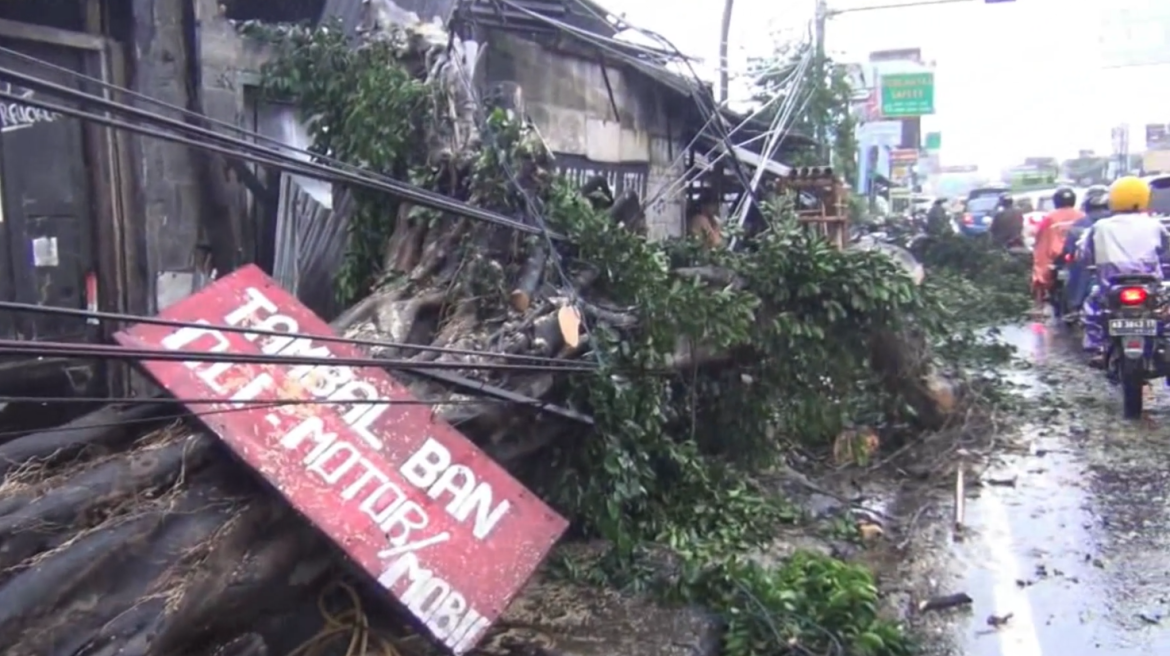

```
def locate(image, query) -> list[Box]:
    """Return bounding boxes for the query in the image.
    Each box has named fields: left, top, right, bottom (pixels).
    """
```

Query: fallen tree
left=245, top=20, right=947, bottom=655
left=0, top=19, right=1007, bottom=656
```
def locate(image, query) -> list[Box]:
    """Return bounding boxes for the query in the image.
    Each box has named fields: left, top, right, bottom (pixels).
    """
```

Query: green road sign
left=924, top=132, right=941, bottom=150
left=880, top=72, right=934, bottom=117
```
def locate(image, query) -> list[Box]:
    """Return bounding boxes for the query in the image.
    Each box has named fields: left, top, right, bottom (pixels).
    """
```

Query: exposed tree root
left=0, top=403, right=173, bottom=478
left=0, top=406, right=336, bottom=656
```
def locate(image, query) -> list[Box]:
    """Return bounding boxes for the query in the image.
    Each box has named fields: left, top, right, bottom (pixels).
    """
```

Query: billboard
left=869, top=48, right=922, bottom=63
left=890, top=148, right=919, bottom=165
left=1147, top=124, right=1170, bottom=150
left=115, top=265, right=569, bottom=654
left=858, top=120, right=903, bottom=147
left=880, top=73, right=934, bottom=117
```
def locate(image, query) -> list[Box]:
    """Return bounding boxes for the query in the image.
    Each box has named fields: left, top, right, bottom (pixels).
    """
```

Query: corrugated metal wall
left=255, top=104, right=351, bottom=320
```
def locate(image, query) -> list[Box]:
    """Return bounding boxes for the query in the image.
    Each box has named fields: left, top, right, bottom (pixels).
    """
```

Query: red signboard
left=115, top=265, right=568, bottom=654
left=890, top=148, right=919, bottom=165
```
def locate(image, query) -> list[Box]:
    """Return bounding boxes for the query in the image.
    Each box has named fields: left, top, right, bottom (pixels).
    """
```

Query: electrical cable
left=289, top=580, right=401, bottom=656
left=641, top=87, right=793, bottom=211
left=0, top=385, right=577, bottom=442
left=0, top=339, right=597, bottom=373
left=0, top=43, right=397, bottom=190
left=0, top=70, right=564, bottom=241
left=628, top=26, right=763, bottom=214
left=491, top=0, right=761, bottom=210
left=488, top=0, right=693, bottom=65
left=0, top=395, right=507, bottom=407
left=0, top=401, right=278, bottom=442
left=730, top=41, right=814, bottom=226
left=0, top=300, right=594, bottom=368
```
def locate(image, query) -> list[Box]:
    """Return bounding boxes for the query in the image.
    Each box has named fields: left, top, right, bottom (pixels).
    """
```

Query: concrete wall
left=129, top=0, right=203, bottom=311
left=128, top=0, right=270, bottom=310
left=484, top=33, right=687, bottom=240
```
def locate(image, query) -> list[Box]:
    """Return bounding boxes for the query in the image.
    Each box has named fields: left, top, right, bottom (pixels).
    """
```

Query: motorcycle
left=1047, top=252, right=1075, bottom=321
left=1100, top=271, right=1170, bottom=418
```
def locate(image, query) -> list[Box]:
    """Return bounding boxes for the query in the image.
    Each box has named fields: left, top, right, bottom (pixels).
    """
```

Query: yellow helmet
left=1108, top=176, right=1151, bottom=213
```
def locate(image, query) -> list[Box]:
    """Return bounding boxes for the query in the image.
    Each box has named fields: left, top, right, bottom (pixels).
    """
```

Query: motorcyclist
left=1031, top=187, right=1084, bottom=301
left=989, top=194, right=1024, bottom=247
left=926, top=198, right=950, bottom=235
left=1078, top=176, right=1170, bottom=364
left=1061, top=186, right=1111, bottom=314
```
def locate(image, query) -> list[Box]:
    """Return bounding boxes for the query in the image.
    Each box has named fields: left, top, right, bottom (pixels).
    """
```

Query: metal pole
left=814, top=0, right=828, bottom=161
left=719, top=0, right=734, bottom=103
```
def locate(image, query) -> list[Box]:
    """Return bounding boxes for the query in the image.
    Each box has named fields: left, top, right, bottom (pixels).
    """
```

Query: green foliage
left=246, top=20, right=431, bottom=305
left=541, top=182, right=920, bottom=654
left=687, top=554, right=913, bottom=656
left=249, top=24, right=961, bottom=656
left=913, top=233, right=1032, bottom=328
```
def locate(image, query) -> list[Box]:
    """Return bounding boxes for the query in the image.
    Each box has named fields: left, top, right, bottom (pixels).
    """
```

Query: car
left=1145, top=174, right=1170, bottom=216
left=958, top=190, right=1004, bottom=236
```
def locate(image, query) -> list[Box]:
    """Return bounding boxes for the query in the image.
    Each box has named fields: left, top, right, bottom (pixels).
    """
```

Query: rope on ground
left=288, top=579, right=402, bottom=656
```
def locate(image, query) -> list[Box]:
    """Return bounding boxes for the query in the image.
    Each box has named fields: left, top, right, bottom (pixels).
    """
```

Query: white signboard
left=858, top=121, right=903, bottom=148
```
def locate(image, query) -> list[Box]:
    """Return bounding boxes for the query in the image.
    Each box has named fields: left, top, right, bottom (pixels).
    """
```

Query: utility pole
left=814, top=0, right=828, bottom=162
left=718, top=0, right=734, bottom=103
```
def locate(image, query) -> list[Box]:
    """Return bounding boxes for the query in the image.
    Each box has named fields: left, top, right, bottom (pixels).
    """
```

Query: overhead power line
left=0, top=300, right=590, bottom=368
left=0, top=65, right=566, bottom=240
left=0, top=339, right=596, bottom=373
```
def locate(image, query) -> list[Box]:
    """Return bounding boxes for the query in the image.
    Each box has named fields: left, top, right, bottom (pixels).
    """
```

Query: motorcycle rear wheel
left=1122, top=371, right=1144, bottom=419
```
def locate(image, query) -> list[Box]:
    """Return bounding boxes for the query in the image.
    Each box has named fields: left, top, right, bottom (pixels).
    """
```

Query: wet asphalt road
left=916, top=323, right=1170, bottom=655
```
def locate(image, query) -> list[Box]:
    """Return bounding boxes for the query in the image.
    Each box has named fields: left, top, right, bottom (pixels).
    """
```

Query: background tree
left=749, top=40, right=858, bottom=188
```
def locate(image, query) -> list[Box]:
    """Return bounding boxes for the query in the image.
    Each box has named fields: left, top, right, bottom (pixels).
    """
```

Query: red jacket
left=1032, top=208, right=1085, bottom=286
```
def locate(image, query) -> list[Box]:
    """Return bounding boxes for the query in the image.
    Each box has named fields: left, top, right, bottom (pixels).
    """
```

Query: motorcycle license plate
left=1109, top=318, right=1159, bottom=336
left=1057, top=269, right=1068, bottom=281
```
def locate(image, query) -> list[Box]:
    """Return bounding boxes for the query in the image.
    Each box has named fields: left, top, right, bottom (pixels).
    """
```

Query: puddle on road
left=905, top=322, right=1170, bottom=655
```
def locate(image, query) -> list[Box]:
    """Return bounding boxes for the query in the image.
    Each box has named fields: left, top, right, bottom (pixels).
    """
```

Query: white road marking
left=979, top=485, right=1045, bottom=656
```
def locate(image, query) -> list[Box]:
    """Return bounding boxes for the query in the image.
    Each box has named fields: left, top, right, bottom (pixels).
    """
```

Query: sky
left=600, top=0, right=1170, bottom=174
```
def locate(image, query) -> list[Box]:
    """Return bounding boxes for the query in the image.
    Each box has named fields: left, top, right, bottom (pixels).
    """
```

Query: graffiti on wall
left=0, top=83, right=62, bottom=134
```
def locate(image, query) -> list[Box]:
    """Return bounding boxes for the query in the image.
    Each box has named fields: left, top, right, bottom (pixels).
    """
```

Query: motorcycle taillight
left=962, top=214, right=973, bottom=225
left=1120, top=287, right=1149, bottom=305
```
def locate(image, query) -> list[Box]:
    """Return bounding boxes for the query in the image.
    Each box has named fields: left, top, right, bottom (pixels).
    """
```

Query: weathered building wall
left=129, top=0, right=204, bottom=311
left=194, top=0, right=273, bottom=270
left=128, top=0, right=270, bottom=310
left=484, top=34, right=687, bottom=240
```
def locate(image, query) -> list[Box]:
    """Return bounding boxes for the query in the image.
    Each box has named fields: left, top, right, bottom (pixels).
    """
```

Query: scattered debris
left=983, top=476, right=1018, bottom=487
left=1139, top=611, right=1163, bottom=625
left=986, top=613, right=1013, bottom=628
left=953, top=451, right=967, bottom=537
left=917, top=593, right=974, bottom=613
left=858, top=522, right=884, bottom=543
